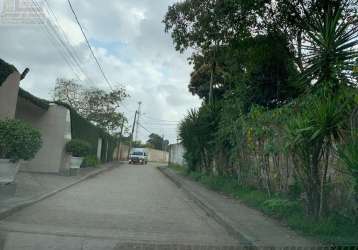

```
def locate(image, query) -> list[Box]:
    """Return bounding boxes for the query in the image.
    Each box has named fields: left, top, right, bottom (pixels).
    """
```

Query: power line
left=30, top=1, right=85, bottom=84
left=141, top=115, right=180, bottom=123
left=144, top=123, right=178, bottom=127
left=137, top=122, right=153, bottom=135
left=42, top=0, right=96, bottom=86
left=138, top=122, right=177, bottom=135
left=67, top=0, right=114, bottom=90
left=31, top=0, right=95, bottom=87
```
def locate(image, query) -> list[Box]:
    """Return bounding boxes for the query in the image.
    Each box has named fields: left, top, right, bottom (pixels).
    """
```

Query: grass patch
left=167, top=164, right=358, bottom=245
left=168, top=163, right=187, bottom=174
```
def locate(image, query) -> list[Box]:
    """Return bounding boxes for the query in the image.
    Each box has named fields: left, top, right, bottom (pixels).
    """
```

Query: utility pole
left=129, top=102, right=142, bottom=157
left=209, top=65, right=214, bottom=105
left=162, top=134, right=165, bottom=151
left=135, top=101, right=142, bottom=141
left=209, top=42, right=217, bottom=105
left=129, top=110, right=138, bottom=157
left=117, top=120, right=125, bottom=161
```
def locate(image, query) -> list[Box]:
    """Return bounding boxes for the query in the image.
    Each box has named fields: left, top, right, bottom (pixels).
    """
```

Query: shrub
left=0, top=59, right=17, bottom=86
left=65, top=139, right=90, bottom=157
left=288, top=182, right=303, bottom=200
left=0, top=119, right=42, bottom=162
left=262, top=198, right=302, bottom=218
left=81, top=155, right=100, bottom=168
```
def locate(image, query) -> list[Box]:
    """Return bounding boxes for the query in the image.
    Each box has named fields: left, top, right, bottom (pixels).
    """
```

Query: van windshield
left=132, top=152, right=144, bottom=156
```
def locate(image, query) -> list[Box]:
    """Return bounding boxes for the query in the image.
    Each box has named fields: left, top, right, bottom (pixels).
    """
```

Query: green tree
left=146, top=133, right=169, bottom=151
left=169, top=0, right=358, bottom=221
left=179, top=105, right=220, bottom=172
left=53, top=78, right=128, bottom=134
left=164, top=0, right=267, bottom=53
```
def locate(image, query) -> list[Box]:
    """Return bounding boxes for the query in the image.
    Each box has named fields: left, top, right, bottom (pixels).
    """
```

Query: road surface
left=0, top=163, right=238, bottom=249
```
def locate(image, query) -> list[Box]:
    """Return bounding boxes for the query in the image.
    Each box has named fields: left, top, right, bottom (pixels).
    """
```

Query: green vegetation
left=0, top=58, right=17, bottom=86
left=165, top=0, right=358, bottom=244
left=69, top=107, right=117, bottom=162
left=65, top=139, right=91, bottom=158
left=146, top=133, right=169, bottom=151
left=81, top=155, right=100, bottom=168
left=53, top=78, right=128, bottom=134
left=18, top=88, right=49, bottom=110
left=56, top=102, right=118, bottom=162
left=53, top=78, right=128, bottom=163
left=0, top=119, right=42, bottom=162
left=168, top=164, right=358, bottom=244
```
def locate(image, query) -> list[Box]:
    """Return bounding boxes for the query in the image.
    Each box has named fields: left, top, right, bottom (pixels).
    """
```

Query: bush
left=0, top=119, right=42, bottom=162
left=81, top=155, right=100, bottom=168
left=168, top=163, right=187, bottom=174
left=65, top=139, right=90, bottom=157
left=262, top=198, right=302, bottom=218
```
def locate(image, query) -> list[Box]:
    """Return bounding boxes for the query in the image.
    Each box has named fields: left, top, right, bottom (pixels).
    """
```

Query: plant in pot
left=65, top=139, right=91, bottom=169
left=0, top=119, right=42, bottom=184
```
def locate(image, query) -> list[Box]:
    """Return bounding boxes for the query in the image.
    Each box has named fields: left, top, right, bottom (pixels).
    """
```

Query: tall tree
left=146, top=133, right=169, bottom=151
left=53, top=78, right=128, bottom=134
left=188, top=32, right=303, bottom=108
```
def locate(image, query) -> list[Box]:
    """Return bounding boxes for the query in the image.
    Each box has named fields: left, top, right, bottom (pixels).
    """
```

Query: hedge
left=0, top=58, right=18, bottom=86
left=18, top=88, right=50, bottom=110
left=55, top=101, right=117, bottom=162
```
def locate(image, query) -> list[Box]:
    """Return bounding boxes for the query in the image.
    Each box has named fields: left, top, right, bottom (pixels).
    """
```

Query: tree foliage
left=146, top=133, right=169, bottom=151
left=168, top=0, right=358, bottom=220
left=53, top=78, right=128, bottom=134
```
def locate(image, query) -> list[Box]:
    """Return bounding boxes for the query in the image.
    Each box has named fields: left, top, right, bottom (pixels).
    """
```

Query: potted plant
left=0, top=119, right=42, bottom=184
left=65, top=139, right=91, bottom=170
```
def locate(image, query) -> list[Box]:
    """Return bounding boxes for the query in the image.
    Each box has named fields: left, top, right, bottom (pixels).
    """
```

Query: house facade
left=0, top=59, right=115, bottom=174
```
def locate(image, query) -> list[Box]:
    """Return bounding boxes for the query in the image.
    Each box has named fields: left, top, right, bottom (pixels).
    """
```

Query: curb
left=158, top=166, right=254, bottom=247
left=0, top=164, right=117, bottom=220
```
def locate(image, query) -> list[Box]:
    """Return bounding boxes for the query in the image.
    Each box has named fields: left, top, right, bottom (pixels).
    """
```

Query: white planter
left=70, top=156, right=83, bottom=169
left=0, top=159, right=20, bottom=185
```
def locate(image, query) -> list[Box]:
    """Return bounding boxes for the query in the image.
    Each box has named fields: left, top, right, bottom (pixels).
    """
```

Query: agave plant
left=286, top=92, right=352, bottom=218
left=296, top=0, right=358, bottom=89
left=338, top=129, right=358, bottom=200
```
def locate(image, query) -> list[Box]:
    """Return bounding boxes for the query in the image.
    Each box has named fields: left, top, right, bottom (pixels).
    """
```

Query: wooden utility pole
left=129, top=110, right=138, bottom=157
left=209, top=42, right=218, bottom=105
left=117, top=120, right=125, bottom=161
left=128, top=102, right=142, bottom=157
left=209, top=63, right=214, bottom=105
left=135, top=101, right=142, bottom=142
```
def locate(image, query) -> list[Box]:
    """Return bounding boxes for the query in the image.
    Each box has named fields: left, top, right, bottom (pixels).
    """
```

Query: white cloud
left=0, top=0, right=201, bottom=143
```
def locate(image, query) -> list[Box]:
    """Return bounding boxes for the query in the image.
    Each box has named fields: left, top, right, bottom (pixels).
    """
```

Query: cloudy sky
left=0, top=0, right=201, bottom=143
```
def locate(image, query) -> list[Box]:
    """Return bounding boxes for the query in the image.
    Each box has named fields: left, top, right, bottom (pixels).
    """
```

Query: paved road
left=0, top=163, right=238, bottom=249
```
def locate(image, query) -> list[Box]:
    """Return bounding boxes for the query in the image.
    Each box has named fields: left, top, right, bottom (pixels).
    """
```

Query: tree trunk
left=264, top=154, right=272, bottom=198
left=309, top=145, right=324, bottom=219
left=319, top=147, right=330, bottom=218
left=296, top=30, right=304, bottom=72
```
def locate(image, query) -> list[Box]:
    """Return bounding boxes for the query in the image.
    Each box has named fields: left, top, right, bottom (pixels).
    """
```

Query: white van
left=129, top=148, right=148, bottom=165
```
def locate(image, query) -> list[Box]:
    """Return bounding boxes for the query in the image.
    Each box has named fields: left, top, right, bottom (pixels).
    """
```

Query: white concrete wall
left=16, top=99, right=71, bottom=173
left=169, top=143, right=186, bottom=166
left=0, top=71, right=20, bottom=119
left=146, top=148, right=169, bottom=163
left=113, top=143, right=130, bottom=161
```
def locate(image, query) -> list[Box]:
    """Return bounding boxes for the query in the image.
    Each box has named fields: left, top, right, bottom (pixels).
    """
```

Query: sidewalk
left=0, top=162, right=117, bottom=220
left=159, top=167, right=319, bottom=248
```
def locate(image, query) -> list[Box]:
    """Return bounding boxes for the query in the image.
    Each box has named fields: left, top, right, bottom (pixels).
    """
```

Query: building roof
left=0, top=58, right=18, bottom=86
left=18, top=88, right=50, bottom=110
